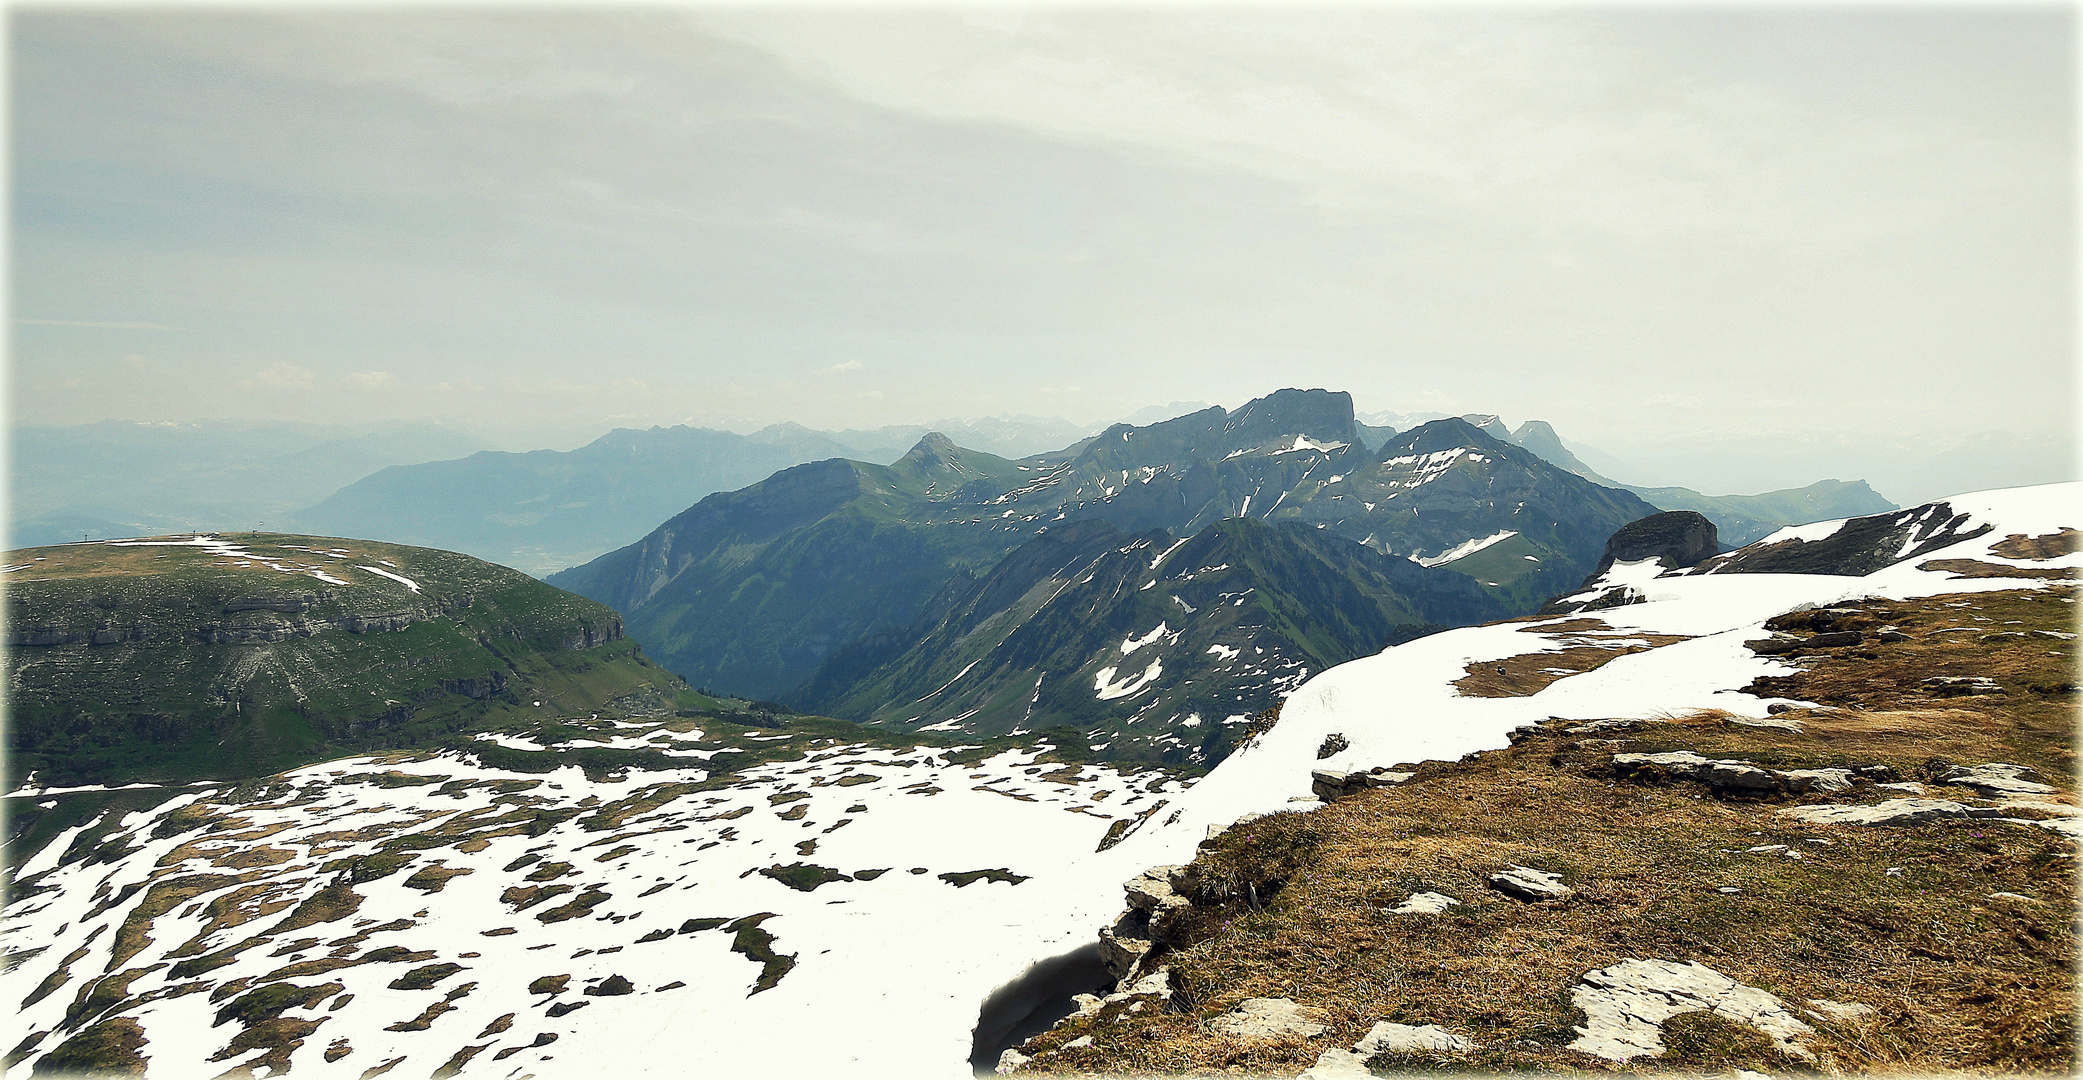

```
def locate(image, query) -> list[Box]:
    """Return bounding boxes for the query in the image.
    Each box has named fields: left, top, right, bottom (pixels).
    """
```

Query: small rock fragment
left=1388, top=891, right=1461, bottom=915
left=1805, top=999, right=1877, bottom=1022
left=1213, top=997, right=1328, bottom=1039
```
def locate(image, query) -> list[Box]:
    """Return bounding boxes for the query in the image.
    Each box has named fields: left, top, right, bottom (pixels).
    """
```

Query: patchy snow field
left=4, top=483, right=2073, bottom=1079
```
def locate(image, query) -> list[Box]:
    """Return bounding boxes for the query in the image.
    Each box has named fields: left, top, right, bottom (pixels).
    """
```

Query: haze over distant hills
left=7, top=420, right=495, bottom=548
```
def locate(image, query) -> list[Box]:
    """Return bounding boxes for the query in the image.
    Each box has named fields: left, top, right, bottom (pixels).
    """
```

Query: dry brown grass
left=1021, top=586, right=2078, bottom=1077
left=1992, top=531, right=2080, bottom=561
left=1918, top=560, right=2075, bottom=581
left=1456, top=631, right=1692, bottom=699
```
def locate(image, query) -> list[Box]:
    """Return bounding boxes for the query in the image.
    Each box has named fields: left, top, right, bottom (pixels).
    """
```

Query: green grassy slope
left=4, top=533, right=691, bottom=787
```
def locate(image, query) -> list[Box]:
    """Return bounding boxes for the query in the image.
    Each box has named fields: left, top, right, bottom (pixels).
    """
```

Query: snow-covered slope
left=6, top=483, right=2073, bottom=1079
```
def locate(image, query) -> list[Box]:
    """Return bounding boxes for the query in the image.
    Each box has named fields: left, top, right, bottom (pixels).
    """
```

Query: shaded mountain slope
left=549, top=436, right=1034, bottom=700
left=795, top=516, right=1518, bottom=762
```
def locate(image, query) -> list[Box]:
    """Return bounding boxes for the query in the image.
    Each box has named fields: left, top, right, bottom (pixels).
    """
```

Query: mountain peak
left=1223, top=388, right=1356, bottom=446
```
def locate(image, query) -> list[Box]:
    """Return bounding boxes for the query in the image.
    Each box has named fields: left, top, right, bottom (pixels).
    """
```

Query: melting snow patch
left=1095, top=658, right=1163, bottom=700
left=1409, top=531, right=1519, bottom=568
left=357, top=565, right=422, bottom=592
left=1121, top=622, right=1170, bottom=655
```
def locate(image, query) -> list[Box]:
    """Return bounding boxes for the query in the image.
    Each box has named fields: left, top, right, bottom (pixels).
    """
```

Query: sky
left=9, top=4, right=2077, bottom=498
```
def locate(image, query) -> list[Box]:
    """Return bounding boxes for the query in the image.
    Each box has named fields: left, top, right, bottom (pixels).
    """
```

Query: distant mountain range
left=550, top=389, right=1661, bottom=757
left=8, top=420, right=493, bottom=548
left=16, top=410, right=1899, bottom=576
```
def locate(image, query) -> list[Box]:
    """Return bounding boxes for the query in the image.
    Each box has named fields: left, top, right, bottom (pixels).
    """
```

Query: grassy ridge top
left=1011, top=584, right=2077, bottom=1075
left=4, top=533, right=690, bottom=788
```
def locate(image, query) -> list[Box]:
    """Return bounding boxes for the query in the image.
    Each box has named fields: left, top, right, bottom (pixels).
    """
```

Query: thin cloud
left=18, top=318, right=181, bottom=331
left=819, top=360, right=866, bottom=375
left=243, top=362, right=315, bottom=390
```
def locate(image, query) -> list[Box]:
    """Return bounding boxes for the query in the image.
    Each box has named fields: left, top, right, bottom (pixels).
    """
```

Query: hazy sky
left=11, top=5, right=2076, bottom=491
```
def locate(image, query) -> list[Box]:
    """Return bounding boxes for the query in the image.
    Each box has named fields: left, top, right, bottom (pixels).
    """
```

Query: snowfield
left=4, top=483, right=2074, bottom=1079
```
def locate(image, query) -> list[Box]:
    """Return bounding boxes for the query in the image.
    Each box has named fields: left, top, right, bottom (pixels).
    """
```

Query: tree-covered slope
left=4, top=533, right=689, bottom=787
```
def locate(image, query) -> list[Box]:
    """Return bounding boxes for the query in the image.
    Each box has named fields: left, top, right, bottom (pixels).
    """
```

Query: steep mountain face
left=287, top=424, right=863, bottom=575
left=4, top=533, right=686, bottom=787
left=548, top=437, right=1036, bottom=701
left=795, top=516, right=1518, bottom=762
left=554, top=390, right=1661, bottom=718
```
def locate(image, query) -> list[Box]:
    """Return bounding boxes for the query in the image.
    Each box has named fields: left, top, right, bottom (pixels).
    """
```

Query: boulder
left=1566, top=958, right=1814, bottom=1062
left=1803, top=630, right=1864, bottom=649
left=1353, top=1022, right=1474, bottom=1055
left=1611, top=751, right=1776, bottom=793
left=994, top=1049, right=1030, bottom=1074
left=1780, top=798, right=2004, bottom=827
left=1487, top=865, right=1573, bottom=902
left=1213, top=998, right=1328, bottom=1039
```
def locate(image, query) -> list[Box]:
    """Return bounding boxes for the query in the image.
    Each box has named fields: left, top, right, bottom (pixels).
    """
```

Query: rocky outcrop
left=1598, top=512, right=1719, bottom=574
left=1310, top=767, right=1412, bottom=801
left=1097, top=865, right=1188, bottom=981
left=1540, top=512, right=1717, bottom=614
left=1610, top=750, right=1861, bottom=797
left=1694, top=499, right=1991, bottom=577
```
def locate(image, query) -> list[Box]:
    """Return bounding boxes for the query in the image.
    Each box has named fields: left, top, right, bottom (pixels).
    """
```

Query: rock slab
left=1567, top=958, right=1814, bottom=1062
left=1781, top=798, right=2004, bottom=827
left=1488, top=864, right=1573, bottom=901
left=1354, top=1021, right=1474, bottom=1055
